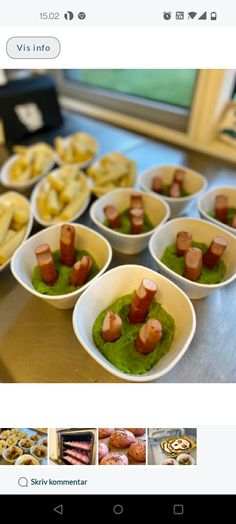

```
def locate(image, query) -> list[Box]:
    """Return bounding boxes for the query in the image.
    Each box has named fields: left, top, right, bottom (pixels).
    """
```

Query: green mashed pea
left=161, top=241, right=226, bottom=284
left=93, top=294, right=175, bottom=375
left=32, top=249, right=99, bottom=296
left=103, top=208, right=154, bottom=234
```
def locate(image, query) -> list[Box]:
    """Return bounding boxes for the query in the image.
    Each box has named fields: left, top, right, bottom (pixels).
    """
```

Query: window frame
left=51, top=69, right=193, bottom=132
left=51, top=69, right=236, bottom=163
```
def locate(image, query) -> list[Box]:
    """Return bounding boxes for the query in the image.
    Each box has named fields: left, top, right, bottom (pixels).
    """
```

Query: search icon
left=18, top=477, right=28, bottom=488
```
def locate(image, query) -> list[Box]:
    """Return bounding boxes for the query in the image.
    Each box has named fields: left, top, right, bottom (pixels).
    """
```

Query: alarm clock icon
left=163, top=12, right=172, bottom=20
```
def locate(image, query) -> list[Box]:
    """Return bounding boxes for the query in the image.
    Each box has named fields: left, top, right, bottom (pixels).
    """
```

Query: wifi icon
left=188, top=12, right=197, bottom=19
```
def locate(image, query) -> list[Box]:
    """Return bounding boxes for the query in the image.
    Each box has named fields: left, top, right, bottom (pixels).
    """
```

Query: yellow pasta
left=47, top=189, right=61, bottom=216
left=59, top=180, right=81, bottom=203
left=59, top=189, right=89, bottom=220
left=0, top=226, right=27, bottom=264
left=13, top=209, right=29, bottom=226
left=9, top=143, right=54, bottom=183
left=87, top=152, right=136, bottom=196
left=0, top=204, right=14, bottom=244
left=37, top=193, right=51, bottom=222
left=54, top=132, right=98, bottom=165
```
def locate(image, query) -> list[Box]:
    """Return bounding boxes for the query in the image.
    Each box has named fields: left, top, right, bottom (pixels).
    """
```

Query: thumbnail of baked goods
left=98, top=428, right=146, bottom=465
left=49, top=428, right=97, bottom=465
left=148, top=428, right=197, bottom=466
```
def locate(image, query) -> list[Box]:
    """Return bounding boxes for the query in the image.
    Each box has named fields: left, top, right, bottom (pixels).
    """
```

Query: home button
left=113, top=504, right=124, bottom=515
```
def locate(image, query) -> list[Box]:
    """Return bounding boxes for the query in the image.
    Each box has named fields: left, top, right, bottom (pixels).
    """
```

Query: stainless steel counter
left=0, top=111, right=235, bottom=383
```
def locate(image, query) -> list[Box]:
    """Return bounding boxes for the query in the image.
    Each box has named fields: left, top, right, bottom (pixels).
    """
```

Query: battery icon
left=210, top=12, right=217, bottom=20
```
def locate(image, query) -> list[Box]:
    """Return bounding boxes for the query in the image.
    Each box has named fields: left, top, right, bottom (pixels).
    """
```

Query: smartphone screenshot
left=0, top=0, right=235, bottom=518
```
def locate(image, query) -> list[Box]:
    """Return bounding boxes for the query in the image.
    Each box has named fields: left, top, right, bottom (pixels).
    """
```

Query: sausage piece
left=35, top=243, right=58, bottom=286
left=152, top=176, right=163, bottom=194
left=215, top=195, right=228, bottom=223
left=136, top=319, right=162, bottom=354
left=70, top=256, right=92, bottom=286
left=130, top=208, right=144, bottom=234
left=184, top=247, right=203, bottom=281
left=129, top=279, right=157, bottom=324
left=203, top=236, right=227, bottom=269
left=130, top=194, right=143, bottom=209
left=60, top=224, right=76, bottom=266
left=104, top=205, right=121, bottom=228
left=102, top=311, right=122, bottom=342
left=176, top=231, right=193, bottom=257
left=169, top=182, right=181, bottom=198
left=174, top=169, right=185, bottom=187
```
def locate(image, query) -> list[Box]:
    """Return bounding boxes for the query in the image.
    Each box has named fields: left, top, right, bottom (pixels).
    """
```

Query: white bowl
left=198, top=186, right=236, bottom=236
left=30, top=444, right=48, bottom=462
left=19, top=439, right=34, bottom=453
left=56, top=134, right=99, bottom=169
left=0, top=147, right=56, bottom=191
left=72, top=264, right=196, bottom=382
left=15, top=454, right=39, bottom=465
left=89, top=188, right=170, bottom=254
left=160, top=459, right=178, bottom=465
left=0, top=440, right=7, bottom=456
left=11, top=223, right=112, bottom=309
left=149, top=217, right=236, bottom=299
left=0, top=191, right=33, bottom=272
left=31, top=168, right=91, bottom=227
left=139, top=165, right=207, bottom=217
left=177, top=453, right=195, bottom=465
left=2, top=446, right=23, bottom=464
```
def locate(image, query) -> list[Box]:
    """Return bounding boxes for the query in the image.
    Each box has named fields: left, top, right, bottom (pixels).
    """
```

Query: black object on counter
left=0, top=74, right=63, bottom=143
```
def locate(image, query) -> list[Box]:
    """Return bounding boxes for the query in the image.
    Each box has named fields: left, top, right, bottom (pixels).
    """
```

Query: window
left=64, top=69, right=197, bottom=109
left=53, top=69, right=198, bottom=131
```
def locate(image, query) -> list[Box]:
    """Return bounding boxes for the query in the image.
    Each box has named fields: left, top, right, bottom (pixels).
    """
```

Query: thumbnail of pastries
left=148, top=428, right=197, bottom=466
left=49, top=428, right=97, bottom=465
left=98, top=428, right=146, bottom=465
left=0, top=428, right=48, bottom=465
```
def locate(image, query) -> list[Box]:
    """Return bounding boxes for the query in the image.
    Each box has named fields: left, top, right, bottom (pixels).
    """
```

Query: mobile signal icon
left=188, top=12, right=197, bottom=19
